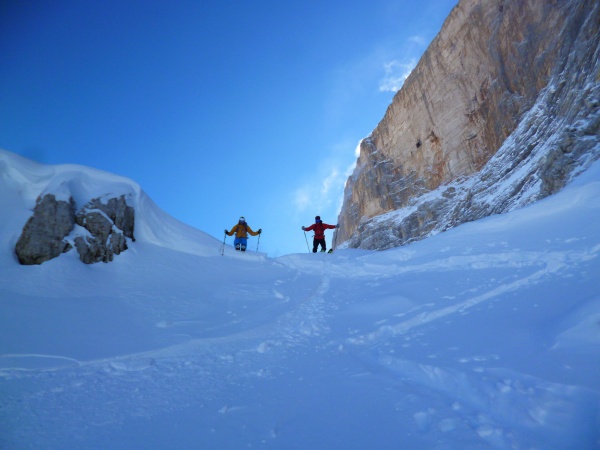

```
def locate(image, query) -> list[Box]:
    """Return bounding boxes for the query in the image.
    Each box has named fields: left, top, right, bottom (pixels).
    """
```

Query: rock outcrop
left=74, top=196, right=135, bottom=264
left=15, top=194, right=135, bottom=265
left=15, top=194, right=75, bottom=265
left=338, top=0, right=600, bottom=250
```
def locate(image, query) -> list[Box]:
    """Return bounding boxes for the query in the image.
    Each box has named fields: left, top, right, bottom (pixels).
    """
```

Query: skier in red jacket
left=302, top=216, right=339, bottom=253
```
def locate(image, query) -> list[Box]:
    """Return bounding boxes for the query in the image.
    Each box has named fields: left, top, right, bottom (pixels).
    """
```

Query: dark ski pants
left=313, top=238, right=326, bottom=253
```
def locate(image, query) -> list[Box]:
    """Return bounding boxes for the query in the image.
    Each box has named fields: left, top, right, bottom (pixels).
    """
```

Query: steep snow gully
left=1, top=151, right=600, bottom=448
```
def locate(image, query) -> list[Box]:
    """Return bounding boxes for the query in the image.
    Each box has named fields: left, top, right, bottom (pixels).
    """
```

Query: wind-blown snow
left=1, top=149, right=599, bottom=449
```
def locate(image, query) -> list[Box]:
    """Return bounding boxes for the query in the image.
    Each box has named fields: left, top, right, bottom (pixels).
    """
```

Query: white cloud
left=294, top=189, right=311, bottom=212
left=377, top=33, right=428, bottom=93
left=408, top=35, right=427, bottom=46
left=292, top=140, right=360, bottom=223
left=321, top=168, right=339, bottom=197
left=378, top=58, right=417, bottom=92
left=354, top=140, right=362, bottom=158
left=296, top=168, right=341, bottom=214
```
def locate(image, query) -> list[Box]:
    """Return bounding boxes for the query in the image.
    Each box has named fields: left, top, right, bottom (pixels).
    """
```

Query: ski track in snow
left=2, top=152, right=600, bottom=448
left=2, top=241, right=599, bottom=449
left=347, top=246, right=600, bottom=345
left=0, top=263, right=342, bottom=448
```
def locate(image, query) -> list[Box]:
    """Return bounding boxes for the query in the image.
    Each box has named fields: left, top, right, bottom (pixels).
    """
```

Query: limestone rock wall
left=338, top=0, right=600, bottom=248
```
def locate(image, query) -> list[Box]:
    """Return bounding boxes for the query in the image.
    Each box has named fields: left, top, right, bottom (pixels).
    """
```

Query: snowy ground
left=1, top=151, right=600, bottom=449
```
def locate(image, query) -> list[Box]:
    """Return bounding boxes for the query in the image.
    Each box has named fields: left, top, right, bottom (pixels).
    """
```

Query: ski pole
left=256, top=232, right=261, bottom=252
left=303, top=230, right=310, bottom=253
left=221, top=232, right=226, bottom=256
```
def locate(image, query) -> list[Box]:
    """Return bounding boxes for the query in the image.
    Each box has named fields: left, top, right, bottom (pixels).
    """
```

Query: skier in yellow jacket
left=225, top=216, right=262, bottom=251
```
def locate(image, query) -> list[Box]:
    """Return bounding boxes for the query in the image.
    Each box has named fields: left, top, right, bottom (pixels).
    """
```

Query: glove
left=336, top=224, right=340, bottom=228
left=302, top=226, right=306, bottom=231
left=224, top=229, right=228, bottom=234
left=258, top=229, right=262, bottom=234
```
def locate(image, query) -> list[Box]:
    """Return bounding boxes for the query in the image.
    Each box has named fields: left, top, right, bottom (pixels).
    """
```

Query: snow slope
left=1, top=150, right=599, bottom=449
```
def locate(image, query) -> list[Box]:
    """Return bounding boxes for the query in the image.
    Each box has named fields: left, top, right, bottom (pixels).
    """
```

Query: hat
left=239, top=216, right=246, bottom=222
left=315, top=215, right=321, bottom=222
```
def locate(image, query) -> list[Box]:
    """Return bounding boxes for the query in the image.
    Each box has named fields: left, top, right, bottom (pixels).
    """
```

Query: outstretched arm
left=247, top=225, right=261, bottom=236
left=225, top=225, right=237, bottom=236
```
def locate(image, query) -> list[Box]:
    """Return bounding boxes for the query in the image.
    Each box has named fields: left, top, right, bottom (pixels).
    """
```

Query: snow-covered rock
left=73, top=195, right=135, bottom=264
left=1, top=149, right=222, bottom=265
left=15, top=192, right=136, bottom=265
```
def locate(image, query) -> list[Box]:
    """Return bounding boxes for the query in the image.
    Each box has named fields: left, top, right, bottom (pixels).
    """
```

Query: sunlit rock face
left=338, top=0, right=600, bottom=250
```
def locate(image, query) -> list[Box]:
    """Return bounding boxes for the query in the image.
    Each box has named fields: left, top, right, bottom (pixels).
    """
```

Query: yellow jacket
left=227, top=222, right=260, bottom=238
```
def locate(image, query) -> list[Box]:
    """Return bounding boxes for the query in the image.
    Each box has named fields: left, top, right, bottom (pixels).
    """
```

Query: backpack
left=314, top=222, right=325, bottom=238
left=236, top=221, right=248, bottom=236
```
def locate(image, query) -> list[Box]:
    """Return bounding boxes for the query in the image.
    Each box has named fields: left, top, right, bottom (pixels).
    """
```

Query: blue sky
left=1, top=0, right=457, bottom=256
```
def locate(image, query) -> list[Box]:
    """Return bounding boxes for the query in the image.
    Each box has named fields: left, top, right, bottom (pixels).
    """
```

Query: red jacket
left=304, top=222, right=336, bottom=239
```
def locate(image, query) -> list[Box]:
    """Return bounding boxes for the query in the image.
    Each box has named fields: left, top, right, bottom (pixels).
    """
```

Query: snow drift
left=0, top=149, right=221, bottom=263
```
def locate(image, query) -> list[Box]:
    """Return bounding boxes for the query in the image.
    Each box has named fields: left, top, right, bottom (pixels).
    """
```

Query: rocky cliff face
left=338, top=0, right=600, bottom=249
left=16, top=194, right=135, bottom=265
